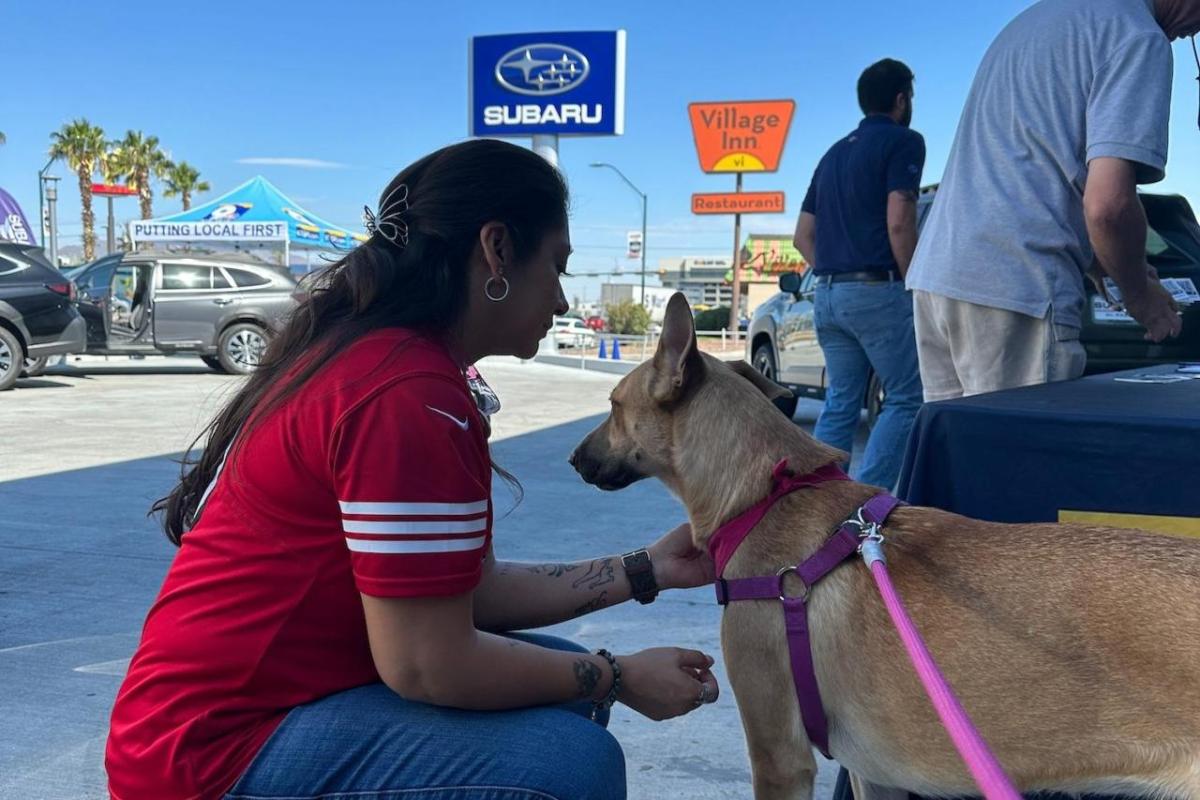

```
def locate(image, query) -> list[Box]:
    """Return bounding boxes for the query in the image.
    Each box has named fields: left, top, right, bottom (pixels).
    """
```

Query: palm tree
left=162, top=161, right=211, bottom=212
left=112, top=131, right=170, bottom=220
left=49, top=119, right=108, bottom=261
left=99, top=146, right=125, bottom=186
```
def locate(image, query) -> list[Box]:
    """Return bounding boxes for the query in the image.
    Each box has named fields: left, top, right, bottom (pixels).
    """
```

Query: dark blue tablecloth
left=896, top=365, right=1200, bottom=522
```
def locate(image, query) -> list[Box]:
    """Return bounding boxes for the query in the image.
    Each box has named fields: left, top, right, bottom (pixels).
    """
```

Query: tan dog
left=570, top=293, right=1200, bottom=800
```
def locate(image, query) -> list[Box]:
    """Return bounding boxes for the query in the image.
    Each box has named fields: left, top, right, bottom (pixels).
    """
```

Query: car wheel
left=0, top=328, right=23, bottom=391
left=21, top=356, right=49, bottom=378
left=752, top=342, right=778, bottom=381
left=217, top=323, right=268, bottom=375
left=753, top=342, right=799, bottom=420
left=201, top=355, right=226, bottom=373
left=866, top=373, right=885, bottom=428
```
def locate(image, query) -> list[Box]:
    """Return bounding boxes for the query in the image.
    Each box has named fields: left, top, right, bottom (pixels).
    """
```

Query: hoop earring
left=485, top=276, right=510, bottom=302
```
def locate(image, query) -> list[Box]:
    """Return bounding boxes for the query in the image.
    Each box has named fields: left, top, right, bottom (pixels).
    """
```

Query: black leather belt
left=815, top=270, right=901, bottom=284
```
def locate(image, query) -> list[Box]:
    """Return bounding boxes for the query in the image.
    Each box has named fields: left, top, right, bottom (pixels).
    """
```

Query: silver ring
left=696, top=684, right=710, bottom=706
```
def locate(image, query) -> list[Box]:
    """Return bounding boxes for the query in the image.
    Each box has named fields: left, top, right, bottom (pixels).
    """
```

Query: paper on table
left=1114, top=372, right=1198, bottom=384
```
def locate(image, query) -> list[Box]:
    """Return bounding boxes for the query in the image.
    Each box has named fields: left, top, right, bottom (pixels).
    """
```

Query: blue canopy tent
left=128, top=176, right=366, bottom=272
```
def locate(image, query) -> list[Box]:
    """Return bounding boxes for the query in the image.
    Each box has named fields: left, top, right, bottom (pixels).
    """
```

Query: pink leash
left=859, top=538, right=1021, bottom=800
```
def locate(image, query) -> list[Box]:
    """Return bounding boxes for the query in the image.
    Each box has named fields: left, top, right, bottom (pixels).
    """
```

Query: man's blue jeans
left=224, top=633, right=625, bottom=800
left=812, top=279, right=923, bottom=490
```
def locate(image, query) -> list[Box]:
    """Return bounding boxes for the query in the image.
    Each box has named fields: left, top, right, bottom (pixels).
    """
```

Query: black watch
left=621, top=548, right=659, bottom=605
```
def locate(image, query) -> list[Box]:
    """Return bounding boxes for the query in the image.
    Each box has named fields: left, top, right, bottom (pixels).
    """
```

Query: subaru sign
left=469, top=31, right=626, bottom=136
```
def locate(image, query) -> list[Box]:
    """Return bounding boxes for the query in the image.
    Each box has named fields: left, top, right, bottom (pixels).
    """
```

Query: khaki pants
left=913, top=290, right=1087, bottom=402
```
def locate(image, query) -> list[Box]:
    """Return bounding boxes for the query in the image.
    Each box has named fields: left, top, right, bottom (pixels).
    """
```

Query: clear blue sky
left=2, top=0, right=1198, bottom=302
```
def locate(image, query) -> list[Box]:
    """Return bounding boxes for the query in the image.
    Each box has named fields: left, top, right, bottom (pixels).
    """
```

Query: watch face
left=624, top=551, right=649, bottom=569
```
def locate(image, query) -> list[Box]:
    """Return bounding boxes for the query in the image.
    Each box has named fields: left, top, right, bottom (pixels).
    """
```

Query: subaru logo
left=495, top=43, right=590, bottom=96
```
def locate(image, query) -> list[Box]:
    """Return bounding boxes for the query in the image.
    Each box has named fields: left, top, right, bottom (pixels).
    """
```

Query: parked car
left=0, top=242, right=86, bottom=391
left=748, top=190, right=1200, bottom=421
left=552, top=316, right=598, bottom=348
left=69, top=253, right=298, bottom=374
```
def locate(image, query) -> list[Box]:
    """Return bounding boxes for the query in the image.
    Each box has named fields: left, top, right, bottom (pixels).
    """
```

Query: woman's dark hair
left=857, top=58, right=914, bottom=116
left=153, top=139, right=569, bottom=545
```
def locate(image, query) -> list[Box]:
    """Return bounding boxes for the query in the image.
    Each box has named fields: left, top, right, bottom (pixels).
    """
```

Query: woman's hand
left=617, top=647, right=720, bottom=721
left=647, top=523, right=715, bottom=590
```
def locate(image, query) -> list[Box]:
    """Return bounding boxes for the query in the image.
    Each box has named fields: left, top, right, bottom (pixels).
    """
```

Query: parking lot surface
left=1, top=355, right=858, bottom=799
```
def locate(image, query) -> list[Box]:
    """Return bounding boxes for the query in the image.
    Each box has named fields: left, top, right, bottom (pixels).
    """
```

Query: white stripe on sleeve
left=338, top=500, right=489, bottom=517
left=345, top=535, right=488, bottom=554
left=342, top=518, right=488, bottom=535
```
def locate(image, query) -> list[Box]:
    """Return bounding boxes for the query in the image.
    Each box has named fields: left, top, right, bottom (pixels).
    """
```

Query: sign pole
left=640, top=192, right=647, bottom=308
left=107, top=196, right=116, bottom=255
left=729, top=172, right=743, bottom=340
left=45, top=178, right=60, bottom=266
left=532, top=134, right=559, bottom=168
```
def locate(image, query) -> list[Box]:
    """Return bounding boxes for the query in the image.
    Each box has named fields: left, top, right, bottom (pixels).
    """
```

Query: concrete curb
left=532, top=354, right=638, bottom=375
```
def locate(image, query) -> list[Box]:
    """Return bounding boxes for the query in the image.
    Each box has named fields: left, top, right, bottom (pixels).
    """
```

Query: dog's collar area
left=712, top=458, right=901, bottom=759
left=707, top=458, right=851, bottom=577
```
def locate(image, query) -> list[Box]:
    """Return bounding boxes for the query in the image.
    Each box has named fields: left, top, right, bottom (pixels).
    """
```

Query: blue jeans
left=812, top=280, right=923, bottom=491
left=224, top=633, right=625, bottom=800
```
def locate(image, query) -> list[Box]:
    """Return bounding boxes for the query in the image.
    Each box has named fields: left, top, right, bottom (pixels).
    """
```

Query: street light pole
left=44, top=177, right=61, bottom=266
left=590, top=162, right=647, bottom=307
left=37, top=155, right=55, bottom=247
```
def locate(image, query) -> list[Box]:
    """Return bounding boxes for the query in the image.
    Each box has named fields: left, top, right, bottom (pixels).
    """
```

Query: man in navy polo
left=793, top=58, right=925, bottom=490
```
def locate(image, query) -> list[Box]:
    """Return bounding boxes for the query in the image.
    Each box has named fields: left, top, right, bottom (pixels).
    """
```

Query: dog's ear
left=726, top=359, right=793, bottom=401
left=651, top=292, right=702, bottom=404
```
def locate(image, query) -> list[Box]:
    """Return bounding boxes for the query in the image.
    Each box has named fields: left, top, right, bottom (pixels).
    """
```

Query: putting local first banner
left=129, top=220, right=288, bottom=243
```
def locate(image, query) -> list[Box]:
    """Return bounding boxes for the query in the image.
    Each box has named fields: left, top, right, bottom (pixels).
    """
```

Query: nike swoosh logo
left=426, top=405, right=470, bottom=431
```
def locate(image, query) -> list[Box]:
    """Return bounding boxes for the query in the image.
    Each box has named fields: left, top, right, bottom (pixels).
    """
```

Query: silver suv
left=70, top=254, right=298, bottom=374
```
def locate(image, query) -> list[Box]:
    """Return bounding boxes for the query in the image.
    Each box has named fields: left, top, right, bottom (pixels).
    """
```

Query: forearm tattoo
left=498, top=558, right=618, bottom=621
left=573, top=591, right=609, bottom=617
left=527, top=563, right=580, bottom=577
left=574, top=657, right=602, bottom=699
left=499, top=562, right=580, bottom=578
left=571, top=558, right=615, bottom=591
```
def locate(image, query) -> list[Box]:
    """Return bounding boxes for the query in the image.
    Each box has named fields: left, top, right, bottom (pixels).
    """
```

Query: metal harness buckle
left=840, top=507, right=885, bottom=548
left=843, top=507, right=887, bottom=567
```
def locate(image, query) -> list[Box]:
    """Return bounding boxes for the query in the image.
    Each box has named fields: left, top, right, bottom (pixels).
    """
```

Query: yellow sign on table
left=1059, top=510, right=1200, bottom=539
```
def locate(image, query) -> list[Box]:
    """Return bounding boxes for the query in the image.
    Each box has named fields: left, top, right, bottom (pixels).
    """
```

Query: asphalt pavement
left=0, top=355, right=867, bottom=799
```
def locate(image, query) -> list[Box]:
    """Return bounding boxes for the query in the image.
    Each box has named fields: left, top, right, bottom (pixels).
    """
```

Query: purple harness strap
left=710, top=460, right=901, bottom=759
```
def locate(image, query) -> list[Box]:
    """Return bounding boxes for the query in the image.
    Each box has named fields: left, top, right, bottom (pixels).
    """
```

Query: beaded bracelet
left=591, top=649, right=622, bottom=720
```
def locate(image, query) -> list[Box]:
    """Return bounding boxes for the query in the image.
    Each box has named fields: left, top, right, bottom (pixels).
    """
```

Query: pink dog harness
left=709, top=459, right=901, bottom=758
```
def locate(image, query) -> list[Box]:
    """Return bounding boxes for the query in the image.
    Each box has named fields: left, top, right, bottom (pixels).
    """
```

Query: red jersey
left=106, top=330, right=493, bottom=800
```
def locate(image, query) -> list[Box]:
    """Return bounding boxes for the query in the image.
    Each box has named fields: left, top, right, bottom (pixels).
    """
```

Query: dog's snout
left=568, top=449, right=579, bottom=468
